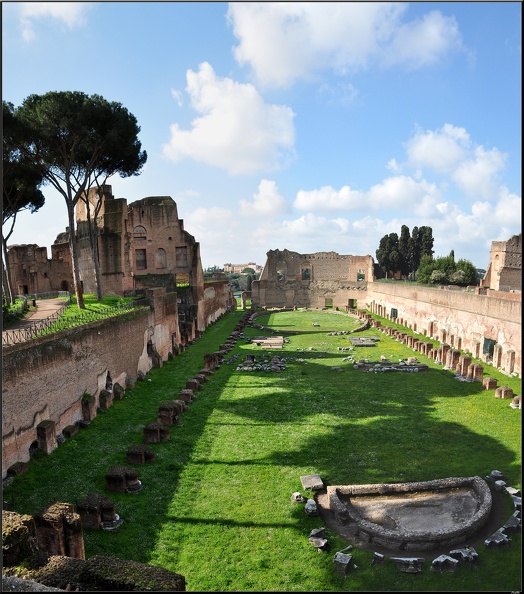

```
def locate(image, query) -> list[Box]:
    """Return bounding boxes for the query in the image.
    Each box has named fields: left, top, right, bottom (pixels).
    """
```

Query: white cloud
left=386, top=158, right=401, bottom=173
left=227, top=3, right=463, bottom=88
left=18, top=2, right=90, bottom=41
left=405, top=123, right=471, bottom=173
left=239, top=179, right=289, bottom=216
left=451, top=145, right=507, bottom=198
left=170, top=89, right=183, bottom=108
left=162, top=62, right=296, bottom=175
left=294, top=176, right=441, bottom=215
left=404, top=124, right=507, bottom=200
left=294, top=185, right=364, bottom=211
left=383, top=10, right=462, bottom=69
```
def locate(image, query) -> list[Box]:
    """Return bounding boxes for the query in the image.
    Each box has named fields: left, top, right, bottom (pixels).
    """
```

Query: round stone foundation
left=325, top=476, right=492, bottom=551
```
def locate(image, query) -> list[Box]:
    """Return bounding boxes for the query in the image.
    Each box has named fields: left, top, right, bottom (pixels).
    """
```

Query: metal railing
left=15, top=291, right=71, bottom=301
left=2, top=298, right=150, bottom=347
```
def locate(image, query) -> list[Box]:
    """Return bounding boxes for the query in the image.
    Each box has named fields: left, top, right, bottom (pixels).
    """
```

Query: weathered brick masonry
left=367, top=283, right=521, bottom=376
left=252, top=246, right=521, bottom=378
left=2, top=286, right=232, bottom=478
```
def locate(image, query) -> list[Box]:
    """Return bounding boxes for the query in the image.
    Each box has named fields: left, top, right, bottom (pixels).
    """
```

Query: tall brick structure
left=481, top=233, right=522, bottom=291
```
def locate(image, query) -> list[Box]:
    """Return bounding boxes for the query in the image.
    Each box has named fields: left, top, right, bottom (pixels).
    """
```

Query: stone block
left=390, top=557, right=425, bottom=573
left=99, top=389, right=113, bottom=410
left=333, top=552, right=352, bottom=576
left=185, top=379, right=201, bottom=392
left=77, top=493, right=118, bottom=530
left=484, top=528, right=511, bottom=547
left=300, top=474, right=324, bottom=490
left=63, top=424, right=79, bottom=439
left=113, top=383, right=125, bottom=400
left=34, top=502, right=85, bottom=559
left=495, top=386, right=514, bottom=399
left=144, top=422, right=170, bottom=443
left=430, top=554, right=459, bottom=572
left=82, top=393, right=97, bottom=421
left=105, top=465, right=141, bottom=494
left=126, top=444, right=155, bottom=465
left=178, top=389, right=195, bottom=403
left=483, top=377, right=497, bottom=390
left=36, top=420, right=57, bottom=455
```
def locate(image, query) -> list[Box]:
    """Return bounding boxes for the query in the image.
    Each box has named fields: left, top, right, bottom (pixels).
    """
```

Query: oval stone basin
left=325, top=476, right=492, bottom=551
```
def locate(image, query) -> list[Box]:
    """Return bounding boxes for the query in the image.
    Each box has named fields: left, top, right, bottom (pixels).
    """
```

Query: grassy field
left=3, top=308, right=521, bottom=591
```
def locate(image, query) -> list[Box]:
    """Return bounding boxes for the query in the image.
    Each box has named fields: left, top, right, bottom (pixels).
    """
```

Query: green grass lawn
left=3, top=308, right=521, bottom=591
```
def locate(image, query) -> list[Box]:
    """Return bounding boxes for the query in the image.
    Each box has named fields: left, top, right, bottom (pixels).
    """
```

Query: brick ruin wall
left=203, top=280, right=236, bottom=325
left=2, top=313, right=151, bottom=478
left=367, top=282, right=521, bottom=376
left=253, top=249, right=373, bottom=309
left=2, top=283, right=234, bottom=478
left=253, top=279, right=369, bottom=310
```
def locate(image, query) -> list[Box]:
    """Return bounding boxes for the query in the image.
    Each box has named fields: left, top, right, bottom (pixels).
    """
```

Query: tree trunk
left=83, top=191, right=104, bottom=301
left=2, top=237, right=15, bottom=305
left=66, top=203, right=85, bottom=309
left=92, top=228, right=103, bottom=301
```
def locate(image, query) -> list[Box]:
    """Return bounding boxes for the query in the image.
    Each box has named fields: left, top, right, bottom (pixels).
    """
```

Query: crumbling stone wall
left=6, top=243, right=73, bottom=296
left=252, top=249, right=374, bottom=309
left=481, top=233, right=522, bottom=291
left=367, top=282, right=521, bottom=376
left=1, top=287, right=184, bottom=478
left=203, top=279, right=236, bottom=324
left=2, top=508, right=186, bottom=591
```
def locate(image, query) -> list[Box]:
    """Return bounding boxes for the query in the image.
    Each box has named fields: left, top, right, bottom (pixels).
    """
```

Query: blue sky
left=3, top=1, right=521, bottom=270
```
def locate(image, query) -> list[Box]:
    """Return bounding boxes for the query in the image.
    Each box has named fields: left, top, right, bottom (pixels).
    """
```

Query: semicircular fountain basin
left=327, top=476, right=492, bottom=551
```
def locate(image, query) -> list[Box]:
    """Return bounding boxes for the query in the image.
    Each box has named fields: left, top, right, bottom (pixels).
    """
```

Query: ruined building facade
left=6, top=241, right=73, bottom=296
left=252, top=241, right=521, bottom=377
left=252, top=249, right=374, bottom=310
left=7, top=186, right=236, bottom=336
left=481, top=233, right=522, bottom=292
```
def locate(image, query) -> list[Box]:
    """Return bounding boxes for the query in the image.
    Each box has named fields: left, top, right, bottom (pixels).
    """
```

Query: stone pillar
left=81, top=393, right=97, bottom=421
left=445, top=349, right=461, bottom=370
left=493, top=344, right=503, bottom=368
left=440, top=343, right=451, bottom=360
left=468, top=363, right=484, bottom=382
left=36, top=420, right=57, bottom=455
left=113, top=383, right=125, bottom=400
left=467, top=363, right=483, bottom=382
left=99, top=389, right=113, bottom=410
left=472, top=341, right=481, bottom=359
left=34, top=502, right=85, bottom=560
left=457, top=355, right=472, bottom=376
left=505, top=350, right=516, bottom=374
